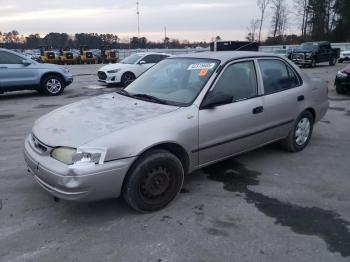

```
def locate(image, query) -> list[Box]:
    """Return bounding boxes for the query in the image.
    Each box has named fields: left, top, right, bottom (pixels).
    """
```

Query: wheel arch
left=305, top=107, right=316, bottom=122
left=129, top=142, right=190, bottom=175
left=40, top=72, right=65, bottom=85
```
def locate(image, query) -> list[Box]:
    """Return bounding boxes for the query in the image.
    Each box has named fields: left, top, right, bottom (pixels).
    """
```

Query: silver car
left=24, top=52, right=329, bottom=212
left=0, top=48, right=73, bottom=96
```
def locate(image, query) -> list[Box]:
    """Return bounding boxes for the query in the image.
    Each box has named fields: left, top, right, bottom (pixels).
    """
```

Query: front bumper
left=65, top=76, right=74, bottom=86
left=24, top=135, right=135, bottom=201
left=97, top=71, right=121, bottom=84
left=292, top=59, right=313, bottom=65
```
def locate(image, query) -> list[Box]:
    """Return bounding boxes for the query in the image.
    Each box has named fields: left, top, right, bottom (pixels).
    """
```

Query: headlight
left=337, top=71, right=348, bottom=78
left=107, top=69, right=121, bottom=74
left=63, top=67, right=70, bottom=74
left=51, top=147, right=107, bottom=168
left=51, top=147, right=76, bottom=165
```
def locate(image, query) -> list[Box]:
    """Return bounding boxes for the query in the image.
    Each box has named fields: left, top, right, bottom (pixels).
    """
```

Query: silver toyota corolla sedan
left=24, top=52, right=329, bottom=212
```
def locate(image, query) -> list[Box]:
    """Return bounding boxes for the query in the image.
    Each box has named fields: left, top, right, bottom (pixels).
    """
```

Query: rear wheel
left=329, top=57, right=336, bottom=66
left=339, top=59, right=344, bottom=64
left=336, top=84, right=346, bottom=94
left=41, top=75, right=65, bottom=96
left=280, top=111, right=314, bottom=152
left=121, top=72, right=136, bottom=87
left=123, top=149, right=184, bottom=213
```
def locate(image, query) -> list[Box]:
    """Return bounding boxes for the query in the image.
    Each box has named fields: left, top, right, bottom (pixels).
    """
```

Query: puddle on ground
left=33, top=104, right=61, bottom=109
left=205, top=159, right=350, bottom=257
left=0, top=114, right=14, bottom=120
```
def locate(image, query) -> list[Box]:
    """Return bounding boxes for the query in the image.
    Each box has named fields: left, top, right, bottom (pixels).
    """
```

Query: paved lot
left=1, top=63, right=350, bottom=262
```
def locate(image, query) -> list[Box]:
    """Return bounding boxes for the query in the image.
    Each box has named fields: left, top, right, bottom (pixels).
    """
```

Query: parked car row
left=24, top=51, right=329, bottom=212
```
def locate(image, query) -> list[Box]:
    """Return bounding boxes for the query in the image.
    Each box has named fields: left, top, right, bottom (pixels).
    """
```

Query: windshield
left=124, top=58, right=219, bottom=106
left=298, top=43, right=318, bottom=51
left=120, top=54, right=143, bottom=64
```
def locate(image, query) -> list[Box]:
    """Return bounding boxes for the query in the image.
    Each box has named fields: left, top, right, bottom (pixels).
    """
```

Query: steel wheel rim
left=295, top=117, right=311, bottom=146
left=140, top=166, right=173, bottom=201
left=46, top=79, right=62, bottom=94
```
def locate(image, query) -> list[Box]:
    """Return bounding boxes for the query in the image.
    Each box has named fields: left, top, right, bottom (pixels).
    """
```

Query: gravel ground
left=0, top=62, right=350, bottom=262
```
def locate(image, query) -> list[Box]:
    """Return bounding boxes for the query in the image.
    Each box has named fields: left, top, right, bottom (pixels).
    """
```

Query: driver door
left=0, top=51, right=37, bottom=88
left=197, top=60, right=265, bottom=166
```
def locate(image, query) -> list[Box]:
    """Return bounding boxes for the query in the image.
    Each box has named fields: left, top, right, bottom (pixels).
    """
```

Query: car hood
left=98, top=63, right=137, bottom=72
left=32, top=93, right=180, bottom=148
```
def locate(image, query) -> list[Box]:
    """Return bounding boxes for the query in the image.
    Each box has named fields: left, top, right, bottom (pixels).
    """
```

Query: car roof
left=172, top=51, right=280, bottom=63
left=136, top=52, right=172, bottom=56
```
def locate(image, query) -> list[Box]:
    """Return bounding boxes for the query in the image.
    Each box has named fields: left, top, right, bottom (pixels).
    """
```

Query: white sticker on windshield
left=187, top=63, right=216, bottom=70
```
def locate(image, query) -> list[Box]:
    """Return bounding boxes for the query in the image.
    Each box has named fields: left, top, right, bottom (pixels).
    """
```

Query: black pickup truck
left=291, top=41, right=340, bottom=67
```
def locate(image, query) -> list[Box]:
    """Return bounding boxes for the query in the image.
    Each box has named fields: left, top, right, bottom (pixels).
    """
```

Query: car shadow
left=0, top=90, right=42, bottom=100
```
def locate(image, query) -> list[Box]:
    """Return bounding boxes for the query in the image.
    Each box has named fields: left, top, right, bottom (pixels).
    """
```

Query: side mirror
left=200, top=92, right=233, bottom=110
left=139, top=60, right=146, bottom=65
left=22, top=60, right=32, bottom=66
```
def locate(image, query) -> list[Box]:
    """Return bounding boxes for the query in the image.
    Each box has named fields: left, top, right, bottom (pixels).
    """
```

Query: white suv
left=339, top=50, right=350, bottom=63
left=97, top=52, right=170, bottom=86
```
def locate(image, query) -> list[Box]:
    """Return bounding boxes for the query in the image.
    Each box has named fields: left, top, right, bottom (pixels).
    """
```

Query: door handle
left=253, top=106, right=264, bottom=114
left=297, top=95, right=305, bottom=101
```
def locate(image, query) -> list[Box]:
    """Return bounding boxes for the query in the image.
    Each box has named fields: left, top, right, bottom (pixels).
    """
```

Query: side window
left=0, top=51, right=23, bottom=64
left=213, top=61, right=258, bottom=101
left=258, top=59, right=297, bottom=95
left=142, top=55, right=163, bottom=64
left=287, top=66, right=302, bottom=88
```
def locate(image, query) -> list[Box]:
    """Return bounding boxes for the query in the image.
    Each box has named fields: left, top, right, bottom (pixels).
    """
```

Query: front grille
left=98, top=71, right=107, bottom=80
left=31, top=135, right=48, bottom=153
left=47, top=52, right=55, bottom=59
left=293, top=53, right=305, bottom=60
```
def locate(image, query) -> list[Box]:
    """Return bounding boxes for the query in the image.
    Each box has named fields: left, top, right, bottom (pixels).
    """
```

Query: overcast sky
left=0, top=0, right=297, bottom=42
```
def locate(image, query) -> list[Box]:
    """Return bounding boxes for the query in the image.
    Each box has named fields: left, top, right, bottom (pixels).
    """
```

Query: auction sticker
left=187, top=63, right=216, bottom=70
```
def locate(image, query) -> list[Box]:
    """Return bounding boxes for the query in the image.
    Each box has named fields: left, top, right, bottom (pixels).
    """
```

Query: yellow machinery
left=101, top=45, right=118, bottom=63
left=59, top=48, right=78, bottom=65
left=39, top=46, right=60, bottom=64
left=78, top=45, right=97, bottom=64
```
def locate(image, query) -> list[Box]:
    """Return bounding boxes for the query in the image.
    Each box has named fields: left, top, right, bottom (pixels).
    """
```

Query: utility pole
left=164, top=26, right=167, bottom=48
left=136, top=1, right=140, bottom=39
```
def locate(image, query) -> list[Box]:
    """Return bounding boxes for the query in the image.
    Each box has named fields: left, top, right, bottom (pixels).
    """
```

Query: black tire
left=329, top=57, right=336, bottom=66
left=339, top=59, right=343, bottom=64
left=280, top=111, right=314, bottom=152
left=41, top=75, right=65, bottom=96
left=336, top=84, right=346, bottom=94
left=310, top=59, right=316, bottom=68
left=121, top=72, right=136, bottom=87
left=123, top=149, right=184, bottom=213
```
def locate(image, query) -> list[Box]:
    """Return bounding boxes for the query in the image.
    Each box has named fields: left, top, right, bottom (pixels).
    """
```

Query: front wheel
left=121, top=72, right=136, bottom=87
left=41, top=75, right=65, bottom=96
left=280, top=111, right=314, bottom=152
left=123, top=149, right=184, bottom=213
left=310, top=59, right=316, bottom=68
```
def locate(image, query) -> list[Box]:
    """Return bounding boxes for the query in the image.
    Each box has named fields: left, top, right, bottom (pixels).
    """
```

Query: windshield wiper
left=116, top=89, right=133, bottom=97
left=132, top=93, right=168, bottom=105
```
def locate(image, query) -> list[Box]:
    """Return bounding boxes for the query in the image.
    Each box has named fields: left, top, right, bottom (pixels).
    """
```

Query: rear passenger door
left=0, top=51, right=37, bottom=88
left=198, top=60, right=265, bottom=166
left=257, top=58, right=305, bottom=141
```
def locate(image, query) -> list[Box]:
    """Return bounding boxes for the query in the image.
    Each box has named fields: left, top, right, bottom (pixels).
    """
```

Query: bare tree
left=270, top=0, right=288, bottom=37
left=246, top=19, right=260, bottom=42
left=257, top=0, right=271, bottom=42
left=294, top=0, right=310, bottom=36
